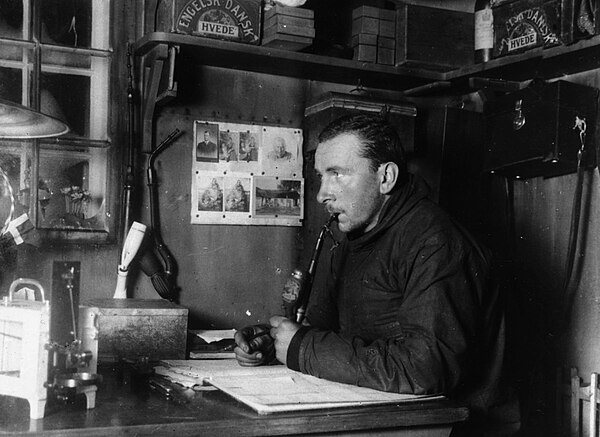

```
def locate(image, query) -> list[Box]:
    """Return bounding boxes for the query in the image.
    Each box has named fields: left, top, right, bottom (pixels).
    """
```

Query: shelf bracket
left=138, top=43, right=178, bottom=153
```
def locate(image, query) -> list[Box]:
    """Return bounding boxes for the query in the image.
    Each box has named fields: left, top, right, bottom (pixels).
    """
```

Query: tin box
left=492, top=0, right=562, bottom=58
left=81, top=298, right=188, bottom=363
left=153, top=0, right=262, bottom=45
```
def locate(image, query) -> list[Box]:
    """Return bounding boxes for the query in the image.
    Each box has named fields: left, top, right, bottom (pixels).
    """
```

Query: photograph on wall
left=261, top=127, right=302, bottom=176
left=224, top=177, right=251, bottom=213
left=196, top=174, right=223, bottom=212
left=194, top=121, right=219, bottom=162
left=254, top=176, right=303, bottom=218
left=191, top=121, right=303, bottom=226
left=219, top=130, right=239, bottom=163
left=238, top=130, right=259, bottom=162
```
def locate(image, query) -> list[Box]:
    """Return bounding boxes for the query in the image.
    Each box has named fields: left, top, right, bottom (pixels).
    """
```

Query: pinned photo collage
left=191, top=121, right=304, bottom=226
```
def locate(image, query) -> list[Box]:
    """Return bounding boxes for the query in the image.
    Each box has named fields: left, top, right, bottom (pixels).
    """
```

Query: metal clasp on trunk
left=513, top=99, right=525, bottom=130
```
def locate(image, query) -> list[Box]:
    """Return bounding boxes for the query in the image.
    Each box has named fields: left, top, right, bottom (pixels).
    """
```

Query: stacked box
left=261, top=5, right=315, bottom=51
left=378, top=9, right=396, bottom=65
left=351, top=6, right=396, bottom=65
left=153, top=0, right=262, bottom=45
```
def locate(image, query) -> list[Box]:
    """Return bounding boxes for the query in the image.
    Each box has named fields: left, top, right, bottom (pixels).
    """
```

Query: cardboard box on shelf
left=264, top=4, right=314, bottom=20
left=260, top=4, right=314, bottom=51
left=352, top=15, right=380, bottom=35
left=263, top=21, right=315, bottom=39
left=262, top=33, right=313, bottom=51
left=351, top=33, right=378, bottom=47
left=352, top=5, right=380, bottom=20
left=353, top=44, right=377, bottom=62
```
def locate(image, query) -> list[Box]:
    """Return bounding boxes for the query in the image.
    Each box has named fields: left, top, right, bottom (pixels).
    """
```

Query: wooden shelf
left=132, top=31, right=600, bottom=150
left=133, top=32, right=441, bottom=92
left=444, top=34, right=600, bottom=85
left=134, top=31, right=600, bottom=93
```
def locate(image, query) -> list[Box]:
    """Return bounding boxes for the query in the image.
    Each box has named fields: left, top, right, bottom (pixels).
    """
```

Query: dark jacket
left=287, top=175, right=507, bottom=417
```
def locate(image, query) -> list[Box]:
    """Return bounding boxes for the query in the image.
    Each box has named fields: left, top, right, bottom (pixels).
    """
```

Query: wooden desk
left=0, top=366, right=468, bottom=436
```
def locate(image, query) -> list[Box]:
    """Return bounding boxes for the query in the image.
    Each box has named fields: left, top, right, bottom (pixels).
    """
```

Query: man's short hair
left=318, top=113, right=408, bottom=185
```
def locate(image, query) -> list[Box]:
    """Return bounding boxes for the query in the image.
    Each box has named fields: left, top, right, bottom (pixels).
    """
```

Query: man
left=196, top=130, right=217, bottom=161
left=235, top=114, right=519, bottom=436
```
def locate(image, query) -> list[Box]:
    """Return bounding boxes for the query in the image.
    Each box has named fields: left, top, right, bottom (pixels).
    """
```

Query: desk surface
left=0, top=366, right=469, bottom=437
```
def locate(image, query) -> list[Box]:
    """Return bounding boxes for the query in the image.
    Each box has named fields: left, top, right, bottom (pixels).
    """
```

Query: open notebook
left=158, top=359, right=444, bottom=414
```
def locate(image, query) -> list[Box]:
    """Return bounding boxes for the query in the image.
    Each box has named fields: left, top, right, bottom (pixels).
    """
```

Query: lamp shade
left=0, top=99, right=69, bottom=139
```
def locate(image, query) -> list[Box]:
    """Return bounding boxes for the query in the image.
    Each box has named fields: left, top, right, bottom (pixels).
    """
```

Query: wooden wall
left=484, top=70, right=600, bottom=431
left=127, top=66, right=404, bottom=329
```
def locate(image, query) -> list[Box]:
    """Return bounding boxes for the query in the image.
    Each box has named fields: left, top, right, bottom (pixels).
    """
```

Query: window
left=0, top=0, right=112, bottom=234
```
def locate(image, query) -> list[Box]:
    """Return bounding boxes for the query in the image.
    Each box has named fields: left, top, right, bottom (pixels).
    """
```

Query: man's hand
left=234, top=324, right=275, bottom=367
left=269, top=316, right=301, bottom=365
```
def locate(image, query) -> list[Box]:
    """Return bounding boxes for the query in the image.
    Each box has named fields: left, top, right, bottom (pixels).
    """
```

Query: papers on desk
left=157, top=359, right=444, bottom=415
left=188, top=329, right=236, bottom=359
left=190, top=329, right=236, bottom=343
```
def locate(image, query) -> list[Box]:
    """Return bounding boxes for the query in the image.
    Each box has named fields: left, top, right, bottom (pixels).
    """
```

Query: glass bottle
left=474, top=0, right=494, bottom=63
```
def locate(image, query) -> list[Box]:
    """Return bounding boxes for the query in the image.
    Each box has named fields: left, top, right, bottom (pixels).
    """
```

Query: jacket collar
left=346, top=174, right=430, bottom=250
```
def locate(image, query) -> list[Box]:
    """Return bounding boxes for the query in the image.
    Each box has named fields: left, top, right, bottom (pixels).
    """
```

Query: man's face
left=315, top=133, right=385, bottom=234
left=204, top=132, right=210, bottom=142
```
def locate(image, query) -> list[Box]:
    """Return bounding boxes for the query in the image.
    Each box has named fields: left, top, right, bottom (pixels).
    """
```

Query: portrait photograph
left=238, top=131, right=259, bottom=162
left=197, top=174, right=224, bottom=212
left=194, top=121, right=219, bottom=162
left=224, top=177, right=251, bottom=213
left=219, top=130, right=239, bottom=163
left=253, top=176, right=303, bottom=218
left=261, top=127, right=303, bottom=176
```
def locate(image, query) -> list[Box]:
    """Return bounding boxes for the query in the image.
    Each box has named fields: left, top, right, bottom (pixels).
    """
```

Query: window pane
left=0, top=144, right=32, bottom=219
left=40, top=0, right=92, bottom=48
left=41, top=48, right=92, bottom=69
left=37, top=145, right=107, bottom=231
left=0, top=66, right=23, bottom=103
left=40, top=72, right=89, bottom=137
left=0, top=0, right=24, bottom=40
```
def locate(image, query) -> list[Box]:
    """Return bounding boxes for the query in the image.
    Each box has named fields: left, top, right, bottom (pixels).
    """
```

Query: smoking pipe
left=282, top=213, right=339, bottom=324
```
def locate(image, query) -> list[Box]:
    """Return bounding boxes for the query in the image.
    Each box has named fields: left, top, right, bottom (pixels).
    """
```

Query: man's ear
left=379, top=162, right=399, bottom=195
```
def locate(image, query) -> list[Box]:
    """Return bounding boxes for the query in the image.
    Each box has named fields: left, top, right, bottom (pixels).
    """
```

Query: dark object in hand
left=234, top=324, right=276, bottom=366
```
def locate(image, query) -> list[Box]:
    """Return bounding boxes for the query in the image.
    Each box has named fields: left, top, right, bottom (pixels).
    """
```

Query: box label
left=508, top=29, right=537, bottom=51
left=176, top=0, right=260, bottom=44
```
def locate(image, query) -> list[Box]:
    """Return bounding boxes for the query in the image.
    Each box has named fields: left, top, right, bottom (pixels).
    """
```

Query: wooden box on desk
left=393, top=2, right=473, bottom=70
left=81, top=298, right=188, bottom=363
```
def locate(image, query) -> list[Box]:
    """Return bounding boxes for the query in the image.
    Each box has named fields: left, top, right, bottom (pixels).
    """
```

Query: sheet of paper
left=158, top=359, right=444, bottom=414
left=189, top=329, right=236, bottom=343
